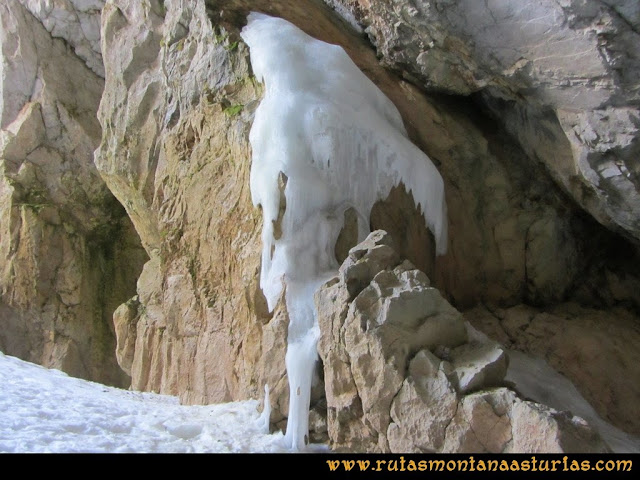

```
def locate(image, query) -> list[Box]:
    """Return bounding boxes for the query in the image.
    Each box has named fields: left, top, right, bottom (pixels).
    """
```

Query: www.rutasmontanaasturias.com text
left=325, top=456, right=632, bottom=473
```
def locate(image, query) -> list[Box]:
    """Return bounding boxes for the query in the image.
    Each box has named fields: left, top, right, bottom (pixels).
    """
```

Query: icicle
left=241, top=13, right=447, bottom=450
left=257, top=384, right=271, bottom=434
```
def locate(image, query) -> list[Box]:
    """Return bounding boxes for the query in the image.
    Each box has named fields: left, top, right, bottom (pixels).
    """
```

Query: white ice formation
left=241, top=13, right=448, bottom=450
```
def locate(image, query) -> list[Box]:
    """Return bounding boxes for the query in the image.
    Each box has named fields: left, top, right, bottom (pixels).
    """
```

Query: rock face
left=316, top=231, right=608, bottom=453
left=95, top=0, right=272, bottom=403
left=205, top=3, right=640, bottom=316
left=326, top=0, right=640, bottom=245
left=95, top=0, right=595, bottom=404
left=0, top=0, right=145, bottom=386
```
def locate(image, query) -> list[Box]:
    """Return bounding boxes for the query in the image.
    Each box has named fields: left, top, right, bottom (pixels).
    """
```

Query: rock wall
left=95, top=0, right=640, bottom=430
left=319, top=0, right=640, bottom=441
left=95, top=0, right=269, bottom=403
left=94, top=0, right=583, bottom=403
left=0, top=0, right=146, bottom=386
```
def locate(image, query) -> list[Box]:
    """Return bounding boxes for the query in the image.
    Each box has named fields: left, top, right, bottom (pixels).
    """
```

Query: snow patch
left=0, top=351, right=307, bottom=453
left=506, top=349, right=640, bottom=454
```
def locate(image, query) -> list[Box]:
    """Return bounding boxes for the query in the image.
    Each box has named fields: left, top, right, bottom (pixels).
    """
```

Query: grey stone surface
left=327, top=0, right=640, bottom=244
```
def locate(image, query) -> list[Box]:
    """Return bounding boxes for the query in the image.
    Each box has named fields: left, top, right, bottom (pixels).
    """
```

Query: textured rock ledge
left=95, top=0, right=269, bottom=403
left=466, top=303, right=640, bottom=436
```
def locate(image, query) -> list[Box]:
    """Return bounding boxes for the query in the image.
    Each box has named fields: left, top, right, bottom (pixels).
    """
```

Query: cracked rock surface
left=466, top=303, right=640, bottom=436
left=21, top=0, right=105, bottom=77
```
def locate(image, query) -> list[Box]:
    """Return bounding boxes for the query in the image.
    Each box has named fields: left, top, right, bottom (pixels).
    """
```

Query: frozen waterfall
left=241, top=13, right=447, bottom=450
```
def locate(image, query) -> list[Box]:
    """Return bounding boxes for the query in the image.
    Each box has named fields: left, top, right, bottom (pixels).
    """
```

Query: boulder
left=444, top=388, right=608, bottom=453
left=317, top=231, right=607, bottom=452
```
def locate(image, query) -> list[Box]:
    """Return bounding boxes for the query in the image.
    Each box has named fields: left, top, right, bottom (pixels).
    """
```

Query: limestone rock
left=317, top=231, right=606, bottom=452
left=113, top=296, right=141, bottom=376
left=91, top=0, right=594, bottom=406
left=35, top=0, right=633, bottom=441
left=0, top=0, right=145, bottom=386
left=443, top=389, right=514, bottom=453
left=339, top=229, right=400, bottom=298
left=215, top=1, right=640, bottom=315
left=387, top=350, right=458, bottom=453
left=329, top=0, right=639, bottom=103
left=507, top=396, right=609, bottom=453
left=95, top=0, right=276, bottom=404
left=447, top=340, right=508, bottom=394
left=92, top=0, right=640, bottom=410
left=317, top=231, right=467, bottom=451
left=315, top=231, right=466, bottom=452
left=444, top=388, right=608, bottom=453
left=0, top=0, right=631, bottom=455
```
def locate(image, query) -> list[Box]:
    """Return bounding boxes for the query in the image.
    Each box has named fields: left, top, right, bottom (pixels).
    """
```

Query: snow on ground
left=3, top=347, right=639, bottom=453
left=0, top=351, right=326, bottom=453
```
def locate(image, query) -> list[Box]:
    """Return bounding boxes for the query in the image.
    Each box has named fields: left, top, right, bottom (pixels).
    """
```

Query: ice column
left=241, top=13, right=447, bottom=450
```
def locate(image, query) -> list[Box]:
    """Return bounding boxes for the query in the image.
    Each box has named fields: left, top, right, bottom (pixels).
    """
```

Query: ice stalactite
left=241, top=13, right=448, bottom=450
